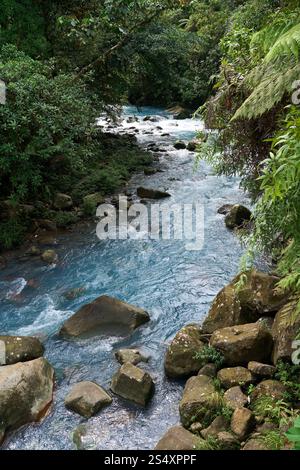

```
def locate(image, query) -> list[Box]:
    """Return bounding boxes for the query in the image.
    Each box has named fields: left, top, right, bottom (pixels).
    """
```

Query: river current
left=0, top=106, right=250, bottom=450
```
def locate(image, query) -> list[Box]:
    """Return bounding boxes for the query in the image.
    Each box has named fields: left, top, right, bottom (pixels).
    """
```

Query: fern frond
left=232, top=62, right=300, bottom=120
left=265, top=23, right=300, bottom=62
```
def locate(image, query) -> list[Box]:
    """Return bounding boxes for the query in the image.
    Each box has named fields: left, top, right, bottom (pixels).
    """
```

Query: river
left=0, top=106, right=250, bottom=450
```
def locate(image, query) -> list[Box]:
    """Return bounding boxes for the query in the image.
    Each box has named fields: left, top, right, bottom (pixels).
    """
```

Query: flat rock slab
left=111, top=363, right=154, bottom=406
left=248, top=361, right=276, bottom=378
left=65, top=381, right=112, bottom=418
left=115, top=349, right=148, bottom=365
left=0, top=358, right=54, bottom=444
left=0, top=335, right=44, bottom=365
left=155, top=426, right=200, bottom=450
left=59, top=295, right=150, bottom=338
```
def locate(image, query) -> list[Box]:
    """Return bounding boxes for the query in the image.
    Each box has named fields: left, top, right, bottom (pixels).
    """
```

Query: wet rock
left=231, top=408, right=255, bottom=440
left=41, top=249, right=58, bottom=264
left=144, top=168, right=158, bottom=176
left=0, top=358, right=54, bottom=442
left=198, top=363, right=217, bottom=378
left=155, top=426, right=201, bottom=450
left=271, top=296, right=300, bottom=364
left=179, top=375, right=221, bottom=428
left=168, top=106, right=192, bottom=120
left=210, top=323, right=273, bottom=366
left=59, top=295, right=150, bottom=339
left=0, top=335, right=44, bottom=365
left=202, top=270, right=286, bottom=334
left=224, top=386, right=248, bottom=410
left=217, top=367, right=254, bottom=389
left=242, top=438, right=268, bottom=450
left=65, top=381, right=112, bottom=418
left=137, top=187, right=171, bottom=199
left=25, top=246, right=41, bottom=257
left=115, top=349, right=148, bottom=366
left=217, top=204, right=234, bottom=215
left=54, top=193, right=73, bottom=210
left=143, top=116, right=159, bottom=122
left=251, top=380, right=286, bottom=403
left=201, top=416, right=228, bottom=439
left=174, top=141, right=186, bottom=150
left=248, top=362, right=276, bottom=379
left=217, top=431, right=240, bottom=449
left=164, top=325, right=205, bottom=378
left=186, top=141, right=197, bottom=152
left=225, top=204, right=252, bottom=229
left=111, top=363, right=154, bottom=406
left=63, top=287, right=86, bottom=301
left=126, top=116, right=138, bottom=123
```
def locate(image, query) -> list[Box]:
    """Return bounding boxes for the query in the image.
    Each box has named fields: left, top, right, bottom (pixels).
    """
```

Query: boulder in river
left=271, top=295, right=300, bottom=364
left=225, top=204, right=252, bottom=229
left=59, top=295, right=150, bottom=339
left=164, top=324, right=205, bottom=378
left=0, top=358, right=54, bottom=444
left=217, top=204, right=234, bottom=215
left=174, top=141, right=186, bottom=150
left=54, top=193, right=73, bottom=210
left=155, top=425, right=201, bottom=450
left=202, top=270, right=287, bottom=334
left=41, top=249, right=58, bottom=264
left=115, top=348, right=148, bottom=366
left=137, top=187, right=171, bottom=199
left=179, top=375, right=221, bottom=428
left=65, top=381, right=112, bottom=418
left=186, top=141, right=197, bottom=152
left=210, top=323, right=273, bottom=366
left=0, top=335, right=44, bottom=365
left=110, top=363, right=154, bottom=406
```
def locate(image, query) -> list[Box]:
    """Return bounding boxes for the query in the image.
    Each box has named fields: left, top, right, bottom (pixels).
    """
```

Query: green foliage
left=275, top=360, right=300, bottom=403
left=0, top=45, right=99, bottom=203
left=286, top=416, right=300, bottom=450
left=258, top=430, right=286, bottom=450
left=250, top=396, right=298, bottom=426
left=0, top=217, right=27, bottom=250
left=196, top=436, right=222, bottom=451
left=194, top=346, right=225, bottom=369
left=53, top=211, right=79, bottom=228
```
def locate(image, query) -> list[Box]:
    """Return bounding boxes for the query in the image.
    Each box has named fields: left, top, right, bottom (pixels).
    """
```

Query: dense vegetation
left=1, top=1, right=300, bottom=310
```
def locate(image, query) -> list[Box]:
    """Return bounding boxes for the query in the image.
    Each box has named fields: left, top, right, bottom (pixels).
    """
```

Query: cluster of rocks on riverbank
left=1, top=266, right=299, bottom=450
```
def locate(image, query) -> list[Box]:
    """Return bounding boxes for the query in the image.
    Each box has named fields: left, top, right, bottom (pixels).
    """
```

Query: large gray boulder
left=164, top=325, right=205, bottom=378
left=0, top=335, right=44, bottom=366
left=0, top=358, right=54, bottom=444
left=59, top=295, right=150, bottom=338
left=231, top=408, right=255, bottom=440
left=202, top=270, right=287, bottom=334
left=111, top=363, right=154, bottom=406
left=179, top=375, right=221, bottom=428
left=65, top=381, right=112, bottom=418
left=271, top=296, right=300, bottom=364
left=155, top=426, right=201, bottom=450
left=251, top=380, right=286, bottom=403
left=210, top=323, right=273, bottom=366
